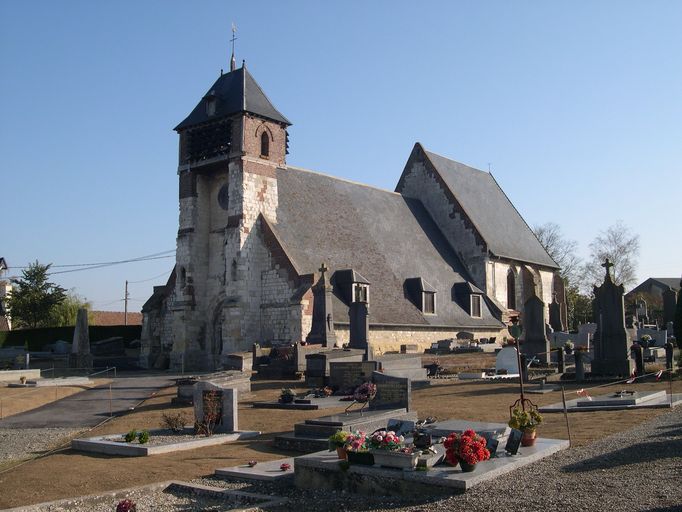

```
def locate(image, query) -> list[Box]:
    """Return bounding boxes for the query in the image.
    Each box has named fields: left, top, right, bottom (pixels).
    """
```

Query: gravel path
left=0, top=428, right=82, bottom=462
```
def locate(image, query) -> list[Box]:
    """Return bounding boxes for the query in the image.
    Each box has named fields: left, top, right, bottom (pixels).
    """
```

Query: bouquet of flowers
left=328, top=430, right=350, bottom=451
left=443, top=429, right=490, bottom=466
left=343, top=431, right=369, bottom=452
left=508, top=407, right=543, bottom=432
left=353, top=382, right=377, bottom=403
left=368, top=429, right=405, bottom=451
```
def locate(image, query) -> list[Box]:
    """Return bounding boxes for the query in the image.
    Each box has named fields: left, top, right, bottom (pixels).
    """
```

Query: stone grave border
left=215, top=456, right=297, bottom=482
left=1, top=480, right=287, bottom=512
left=71, top=428, right=260, bottom=456
left=540, top=392, right=682, bottom=413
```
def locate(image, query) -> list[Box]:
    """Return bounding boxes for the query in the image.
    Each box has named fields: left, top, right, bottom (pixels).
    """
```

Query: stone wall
left=334, top=324, right=506, bottom=355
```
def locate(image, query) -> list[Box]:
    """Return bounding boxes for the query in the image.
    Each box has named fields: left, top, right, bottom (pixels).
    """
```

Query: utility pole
left=124, top=280, right=129, bottom=326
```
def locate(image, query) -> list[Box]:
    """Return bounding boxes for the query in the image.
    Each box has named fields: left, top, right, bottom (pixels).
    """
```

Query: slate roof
left=272, top=166, right=503, bottom=329
left=419, top=148, right=559, bottom=269
left=175, top=66, right=290, bottom=131
left=628, top=277, right=681, bottom=295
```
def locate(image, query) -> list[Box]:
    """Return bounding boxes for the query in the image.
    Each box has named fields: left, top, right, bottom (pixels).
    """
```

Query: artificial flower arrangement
left=367, top=430, right=407, bottom=451
left=443, top=429, right=490, bottom=467
left=563, top=340, right=575, bottom=354
left=508, top=407, right=543, bottom=432
left=353, top=382, right=377, bottom=403
left=328, top=430, right=351, bottom=451
left=343, top=431, right=369, bottom=452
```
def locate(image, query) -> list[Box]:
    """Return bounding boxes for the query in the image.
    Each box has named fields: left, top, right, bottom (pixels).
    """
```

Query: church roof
left=174, top=65, right=290, bottom=131
left=271, top=166, right=503, bottom=329
left=420, top=148, right=559, bottom=269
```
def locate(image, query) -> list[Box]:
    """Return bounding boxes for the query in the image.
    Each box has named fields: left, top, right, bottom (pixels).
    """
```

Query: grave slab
left=424, top=419, right=510, bottom=439
left=72, top=429, right=259, bottom=456
left=540, top=392, right=682, bottom=413
left=576, top=390, right=665, bottom=407
left=252, top=396, right=349, bottom=410
left=214, top=456, right=296, bottom=482
left=294, top=438, right=569, bottom=493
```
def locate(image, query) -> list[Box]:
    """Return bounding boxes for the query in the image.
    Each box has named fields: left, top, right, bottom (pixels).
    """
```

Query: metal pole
left=669, top=368, right=674, bottom=408
left=124, top=280, right=129, bottom=326
left=109, top=383, right=113, bottom=417
left=561, top=386, right=572, bottom=447
left=515, top=335, right=526, bottom=409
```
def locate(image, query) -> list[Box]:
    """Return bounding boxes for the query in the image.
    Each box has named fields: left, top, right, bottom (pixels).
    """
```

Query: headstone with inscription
left=521, top=295, right=551, bottom=364
left=495, top=346, right=520, bottom=375
left=329, top=360, right=379, bottom=393
left=192, top=381, right=238, bottom=433
left=663, top=287, right=677, bottom=325
left=370, top=372, right=411, bottom=412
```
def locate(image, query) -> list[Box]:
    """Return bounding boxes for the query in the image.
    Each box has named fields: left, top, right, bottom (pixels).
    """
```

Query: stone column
left=557, top=347, right=565, bottom=373
left=665, top=341, right=674, bottom=372
left=69, top=308, right=92, bottom=371
left=632, top=345, right=644, bottom=377
left=574, top=351, right=585, bottom=381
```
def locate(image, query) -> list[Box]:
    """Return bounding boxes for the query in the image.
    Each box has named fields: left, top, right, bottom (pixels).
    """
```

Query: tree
left=6, top=261, right=66, bottom=329
left=532, top=222, right=582, bottom=286
left=584, top=221, right=640, bottom=290
left=566, top=285, right=592, bottom=330
left=673, top=280, right=682, bottom=348
left=49, top=291, right=92, bottom=327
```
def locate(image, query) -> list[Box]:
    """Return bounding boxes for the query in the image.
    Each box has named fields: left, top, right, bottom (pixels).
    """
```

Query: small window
left=470, top=295, right=482, bottom=318
left=260, top=131, right=269, bottom=158
left=423, top=292, right=436, bottom=314
left=353, top=283, right=369, bottom=304
left=205, top=97, right=216, bottom=116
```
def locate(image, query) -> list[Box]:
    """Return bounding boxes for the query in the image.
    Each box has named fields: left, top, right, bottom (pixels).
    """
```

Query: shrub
left=137, top=430, right=150, bottom=444
left=161, top=412, right=188, bottom=433
left=123, top=430, right=138, bottom=443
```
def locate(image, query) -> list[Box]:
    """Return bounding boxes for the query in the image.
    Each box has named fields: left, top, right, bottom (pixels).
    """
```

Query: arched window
left=260, top=131, right=269, bottom=158
left=507, top=269, right=516, bottom=310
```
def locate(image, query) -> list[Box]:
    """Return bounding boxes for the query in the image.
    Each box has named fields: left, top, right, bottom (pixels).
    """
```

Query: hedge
left=0, top=325, right=142, bottom=352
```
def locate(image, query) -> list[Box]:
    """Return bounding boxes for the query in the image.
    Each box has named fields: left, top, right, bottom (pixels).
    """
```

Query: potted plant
left=367, top=429, right=418, bottom=469
left=563, top=340, right=574, bottom=355
left=279, top=388, right=296, bottom=404
left=443, top=429, right=490, bottom=472
left=508, top=407, right=543, bottom=446
left=328, top=430, right=350, bottom=460
left=344, top=431, right=374, bottom=465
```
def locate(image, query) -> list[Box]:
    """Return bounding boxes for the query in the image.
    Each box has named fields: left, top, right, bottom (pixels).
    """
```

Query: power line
left=8, top=250, right=175, bottom=271
left=49, top=255, right=174, bottom=276
left=128, top=269, right=173, bottom=284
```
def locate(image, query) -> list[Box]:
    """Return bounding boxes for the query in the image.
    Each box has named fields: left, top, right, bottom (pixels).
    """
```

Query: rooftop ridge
left=285, top=164, right=404, bottom=197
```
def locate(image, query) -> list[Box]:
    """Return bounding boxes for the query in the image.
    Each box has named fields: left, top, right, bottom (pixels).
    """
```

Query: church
left=139, top=56, right=563, bottom=371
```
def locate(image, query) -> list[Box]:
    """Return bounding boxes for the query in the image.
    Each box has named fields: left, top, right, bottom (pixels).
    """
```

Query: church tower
left=170, top=61, right=291, bottom=370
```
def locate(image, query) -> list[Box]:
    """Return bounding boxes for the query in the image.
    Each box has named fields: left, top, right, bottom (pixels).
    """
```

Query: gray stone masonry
left=193, top=381, right=238, bottom=433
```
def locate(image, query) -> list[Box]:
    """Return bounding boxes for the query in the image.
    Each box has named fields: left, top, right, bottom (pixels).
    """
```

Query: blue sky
left=2, top=1, right=680, bottom=311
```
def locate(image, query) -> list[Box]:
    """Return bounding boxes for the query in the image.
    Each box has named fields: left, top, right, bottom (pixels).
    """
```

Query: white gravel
left=0, top=428, right=81, bottom=462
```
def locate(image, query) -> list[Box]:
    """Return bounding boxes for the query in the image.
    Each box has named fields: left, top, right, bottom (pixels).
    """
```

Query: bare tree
left=584, top=221, right=640, bottom=289
left=532, top=222, right=582, bottom=287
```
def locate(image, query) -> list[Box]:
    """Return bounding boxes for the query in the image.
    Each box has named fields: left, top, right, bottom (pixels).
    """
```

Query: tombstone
left=591, top=259, right=634, bottom=377
left=665, top=341, right=674, bottom=371
left=519, top=354, right=529, bottom=382
left=632, top=345, right=644, bottom=377
left=663, top=287, right=677, bottom=324
left=437, top=339, right=456, bottom=352
left=557, top=347, right=565, bottom=373
left=637, top=327, right=667, bottom=347
left=224, top=352, right=253, bottom=372
left=548, top=292, right=564, bottom=332
left=305, top=349, right=364, bottom=387
left=306, top=263, right=337, bottom=347
left=456, top=331, right=474, bottom=341
left=328, top=360, right=378, bottom=393
left=521, top=295, right=551, bottom=364
left=192, top=381, right=238, bottom=433
left=370, top=372, right=411, bottom=412
left=574, top=351, right=586, bottom=381
left=54, top=340, right=71, bottom=354
left=348, top=289, right=370, bottom=359
left=69, top=308, right=92, bottom=370
left=635, top=299, right=649, bottom=324
left=495, top=346, right=520, bottom=375
left=400, top=344, right=419, bottom=354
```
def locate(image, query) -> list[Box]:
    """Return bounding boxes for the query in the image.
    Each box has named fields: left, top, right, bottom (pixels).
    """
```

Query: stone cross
left=305, top=262, right=337, bottom=347
left=602, top=258, right=614, bottom=282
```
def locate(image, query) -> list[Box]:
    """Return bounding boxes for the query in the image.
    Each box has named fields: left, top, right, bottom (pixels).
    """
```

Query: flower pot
left=460, top=461, right=477, bottom=472
left=336, top=446, right=348, bottom=460
left=347, top=451, right=374, bottom=465
left=369, top=449, right=419, bottom=469
left=521, top=429, right=537, bottom=447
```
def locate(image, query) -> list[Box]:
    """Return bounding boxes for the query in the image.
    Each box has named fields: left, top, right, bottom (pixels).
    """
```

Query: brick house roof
left=90, top=310, right=143, bottom=326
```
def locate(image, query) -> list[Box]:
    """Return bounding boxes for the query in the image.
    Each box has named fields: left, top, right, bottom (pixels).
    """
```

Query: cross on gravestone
left=602, top=258, right=614, bottom=280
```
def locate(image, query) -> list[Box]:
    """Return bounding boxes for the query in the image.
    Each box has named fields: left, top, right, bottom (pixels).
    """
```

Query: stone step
left=304, top=408, right=408, bottom=427
left=294, top=423, right=342, bottom=438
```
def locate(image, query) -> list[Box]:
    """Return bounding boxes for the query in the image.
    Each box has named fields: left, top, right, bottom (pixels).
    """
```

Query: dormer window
left=260, top=131, right=269, bottom=158
left=470, top=294, right=482, bottom=318
left=205, top=96, right=217, bottom=116
left=405, top=277, right=437, bottom=314
left=423, top=291, right=436, bottom=314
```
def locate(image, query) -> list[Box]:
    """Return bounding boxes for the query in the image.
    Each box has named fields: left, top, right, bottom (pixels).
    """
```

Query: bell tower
left=170, top=59, right=291, bottom=371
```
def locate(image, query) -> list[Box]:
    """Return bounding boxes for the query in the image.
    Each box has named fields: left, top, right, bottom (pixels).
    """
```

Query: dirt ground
left=0, top=362, right=679, bottom=509
left=0, top=379, right=109, bottom=419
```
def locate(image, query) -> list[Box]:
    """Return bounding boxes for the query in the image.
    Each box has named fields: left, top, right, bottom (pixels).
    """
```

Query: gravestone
left=370, top=371, right=411, bottom=412
left=521, top=295, right=551, bottom=364
left=69, top=308, right=92, bottom=370
left=456, top=331, right=474, bottom=341
left=495, top=346, right=520, bottom=374
left=306, top=263, right=337, bottom=347
left=437, top=339, right=456, bottom=352
left=305, top=349, right=364, bottom=386
left=400, top=344, right=419, bottom=354
left=548, top=292, right=564, bottom=332
left=663, top=287, right=677, bottom=325
left=328, top=360, right=378, bottom=392
left=636, top=327, right=667, bottom=347
left=636, top=299, right=648, bottom=324
left=192, top=381, right=238, bottom=432
left=591, top=259, right=634, bottom=377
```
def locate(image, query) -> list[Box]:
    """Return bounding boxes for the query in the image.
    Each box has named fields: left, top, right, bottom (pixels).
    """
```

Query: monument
left=521, top=295, right=551, bottom=364
left=591, top=259, right=634, bottom=377
left=548, top=292, right=564, bottom=332
left=663, top=286, right=676, bottom=325
left=69, top=308, right=92, bottom=370
left=306, top=263, right=337, bottom=347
